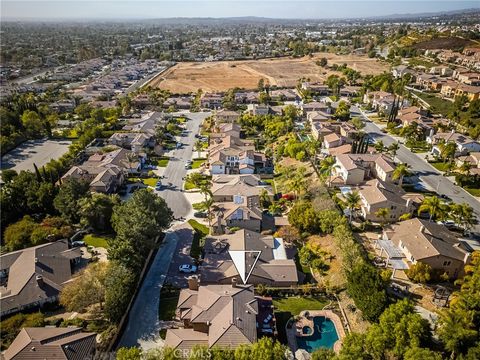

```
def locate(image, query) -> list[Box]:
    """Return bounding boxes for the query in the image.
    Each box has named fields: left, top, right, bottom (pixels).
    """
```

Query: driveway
left=117, top=224, right=185, bottom=350
left=352, top=105, right=480, bottom=236
left=166, top=224, right=195, bottom=288
left=153, top=111, right=211, bottom=218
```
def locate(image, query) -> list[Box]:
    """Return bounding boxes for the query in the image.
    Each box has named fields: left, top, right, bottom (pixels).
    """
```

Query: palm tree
left=259, top=189, right=271, bottom=209
left=375, top=207, right=390, bottom=228
left=450, top=203, right=475, bottom=234
left=194, top=140, right=203, bottom=158
left=458, top=162, right=472, bottom=175
left=388, top=142, right=400, bottom=159
left=374, top=140, right=385, bottom=153
left=392, top=163, right=412, bottom=187
left=418, top=196, right=447, bottom=221
left=268, top=203, right=282, bottom=216
left=319, top=156, right=339, bottom=187
left=345, top=191, right=361, bottom=223
left=288, top=174, right=307, bottom=200
left=203, top=196, right=215, bottom=228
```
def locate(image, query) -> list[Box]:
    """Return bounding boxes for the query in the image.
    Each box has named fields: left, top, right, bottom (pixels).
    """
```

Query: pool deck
left=287, top=310, right=346, bottom=354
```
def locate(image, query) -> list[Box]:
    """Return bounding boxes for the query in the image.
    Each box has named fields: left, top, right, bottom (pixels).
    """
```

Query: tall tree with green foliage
left=53, top=178, right=90, bottom=223
left=78, top=193, right=120, bottom=231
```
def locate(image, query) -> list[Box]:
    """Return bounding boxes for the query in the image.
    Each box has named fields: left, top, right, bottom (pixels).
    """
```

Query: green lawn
left=191, top=158, right=206, bottom=169
left=192, top=202, right=205, bottom=211
left=465, top=187, right=480, bottom=197
left=188, top=219, right=209, bottom=258
left=157, top=157, right=170, bottom=167
left=158, top=297, right=179, bottom=321
left=429, top=161, right=450, bottom=172
left=412, top=91, right=455, bottom=119
left=143, top=177, right=159, bottom=187
left=273, top=296, right=329, bottom=315
left=83, top=234, right=110, bottom=248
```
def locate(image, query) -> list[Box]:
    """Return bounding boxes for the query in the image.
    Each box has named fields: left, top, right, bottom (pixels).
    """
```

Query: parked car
left=194, top=211, right=208, bottom=218
left=72, top=241, right=85, bottom=247
left=179, top=264, right=197, bottom=273
left=185, top=161, right=192, bottom=169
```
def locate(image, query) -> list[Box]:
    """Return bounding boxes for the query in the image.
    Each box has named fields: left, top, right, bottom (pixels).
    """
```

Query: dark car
left=193, top=211, right=208, bottom=218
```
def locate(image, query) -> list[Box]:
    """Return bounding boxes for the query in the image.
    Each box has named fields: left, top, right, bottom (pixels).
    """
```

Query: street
left=352, top=105, right=480, bottom=236
left=155, top=111, right=211, bottom=218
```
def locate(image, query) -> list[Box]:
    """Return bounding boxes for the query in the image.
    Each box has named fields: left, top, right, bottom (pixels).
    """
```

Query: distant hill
left=411, top=37, right=476, bottom=50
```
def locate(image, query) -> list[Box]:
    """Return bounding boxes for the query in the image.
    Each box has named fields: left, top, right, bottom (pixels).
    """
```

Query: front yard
left=191, top=158, right=206, bottom=169
left=157, top=157, right=170, bottom=167
left=428, top=161, right=450, bottom=172
left=188, top=219, right=209, bottom=258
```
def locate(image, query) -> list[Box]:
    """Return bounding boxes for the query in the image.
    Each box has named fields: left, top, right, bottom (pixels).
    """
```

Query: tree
left=374, top=140, right=385, bottom=153
left=438, top=141, right=457, bottom=163
left=449, top=203, right=475, bottom=234
left=104, top=262, right=136, bottom=323
left=344, top=191, right=361, bottom=223
left=388, top=142, right=400, bottom=159
left=79, top=193, right=120, bottom=231
left=392, top=163, right=412, bottom=187
left=311, top=348, right=335, bottom=360
left=116, top=347, right=142, bottom=360
left=274, top=225, right=300, bottom=246
left=54, top=178, right=90, bottom=223
left=3, top=216, right=39, bottom=251
left=60, top=262, right=108, bottom=312
left=259, top=91, right=270, bottom=105
left=406, top=262, right=432, bottom=283
left=319, top=156, right=339, bottom=187
left=1, top=312, right=45, bottom=350
left=110, top=189, right=173, bottom=270
left=185, top=172, right=207, bottom=190
left=194, top=140, right=203, bottom=158
left=374, top=207, right=390, bottom=228
left=404, top=347, right=442, bottom=360
left=21, top=110, right=43, bottom=137
left=257, top=78, right=265, bottom=91
left=249, top=337, right=288, bottom=360
left=346, top=262, right=388, bottom=322
left=350, top=117, right=365, bottom=130
left=288, top=201, right=319, bottom=234
left=259, top=189, right=271, bottom=209
left=334, top=100, right=351, bottom=121
left=418, top=196, right=447, bottom=221
left=337, top=333, right=370, bottom=360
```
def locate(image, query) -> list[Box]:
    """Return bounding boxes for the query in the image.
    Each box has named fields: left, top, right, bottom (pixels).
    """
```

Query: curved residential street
left=352, top=105, right=480, bottom=236
left=116, top=111, right=210, bottom=350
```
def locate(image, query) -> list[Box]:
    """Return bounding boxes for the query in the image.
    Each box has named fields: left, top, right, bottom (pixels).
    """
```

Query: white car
left=179, top=264, right=197, bottom=273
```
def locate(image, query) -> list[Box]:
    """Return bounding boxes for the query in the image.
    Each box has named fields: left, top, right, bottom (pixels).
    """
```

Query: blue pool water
left=296, top=316, right=339, bottom=352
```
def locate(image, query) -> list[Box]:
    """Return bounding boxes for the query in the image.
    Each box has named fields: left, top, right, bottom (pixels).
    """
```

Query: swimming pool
left=296, top=316, right=339, bottom=352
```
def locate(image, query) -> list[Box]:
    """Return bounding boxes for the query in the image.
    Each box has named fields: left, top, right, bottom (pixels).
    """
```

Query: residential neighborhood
left=1, top=4, right=480, bottom=360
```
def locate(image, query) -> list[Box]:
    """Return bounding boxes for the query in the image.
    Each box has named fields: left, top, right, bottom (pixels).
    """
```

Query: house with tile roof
left=0, top=240, right=82, bottom=317
left=382, top=218, right=472, bottom=279
left=333, top=153, right=396, bottom=185
left=3, top=327, right=96, bottom=360
left=428, top=131, right=480, bottom=157
left=357, top=179, right=421, bottom=223
left=164, top=282, right=258, bottom=351
left=199, top=230, right=298, bottom=286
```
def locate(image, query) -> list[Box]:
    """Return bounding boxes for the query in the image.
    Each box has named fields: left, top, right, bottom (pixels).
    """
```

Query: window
left=443, top=260, right=451, bottom=266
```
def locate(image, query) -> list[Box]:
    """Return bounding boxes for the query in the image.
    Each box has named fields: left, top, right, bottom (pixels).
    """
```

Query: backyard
left=83, top=234, right=110, bottom=248
left=273, top=296, right=330, bottom=344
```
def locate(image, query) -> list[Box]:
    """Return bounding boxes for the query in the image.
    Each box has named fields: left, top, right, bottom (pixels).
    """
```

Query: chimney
left=232, top=277, right=238, bottom=288
left=187, top=275, right=199, bottom=291
left=36, top=275, right=44, bottom=287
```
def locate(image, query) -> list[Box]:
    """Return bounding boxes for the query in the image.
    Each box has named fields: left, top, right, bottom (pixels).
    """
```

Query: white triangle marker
left=228, top=250, right=261, bottom=284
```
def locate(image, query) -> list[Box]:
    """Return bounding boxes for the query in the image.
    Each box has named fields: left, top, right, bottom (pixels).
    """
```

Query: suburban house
left=382, top=218, right=472, bottom=279
left=428, top=131, right=480, bottom=157
left=164, top=282, right=258, bottom=351
left=456, top=152, right=480, bottom=175
left=269, top=88, right=298, bottom=102
left=210, top=123, right=242, bottom=140
left=211, top=196, right=265, bottom=234
left=301, top=82, right=330, bottom=95
left=246, top=104, right=270, bottom=116
left=357, top=179, right=420, bottom=222
left=201, top=93, right=224, bottom=109
left=235, top=91, right=259, bottom=104
left=215, top=109, right=241, bottom=123
left=61, top=148, right=141, bottom=193
left=108, top=132, right=157, bottom=154
left=3, top=327, right=96, bottom=360
left=0, top=240, right=83, bottom=317
left=301, top=101, right=329, bottom=115
left=333, top=153, right=396, bottom=185
left=211, top=174, right=273, bottom=202
left=163, top=96, right=193, bottom=110
left=307, top=110, right=332, bottom=124
left=200, top=229, right=299, bottom=286
left=208, top=135, right=269, bottom=175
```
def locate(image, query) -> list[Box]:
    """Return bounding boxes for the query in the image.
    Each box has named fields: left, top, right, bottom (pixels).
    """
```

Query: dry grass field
left=150, top=52, right=389, bottom=93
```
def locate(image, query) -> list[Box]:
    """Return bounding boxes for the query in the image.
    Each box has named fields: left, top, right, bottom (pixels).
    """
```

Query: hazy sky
left=2, top=1, right=479, bottom=20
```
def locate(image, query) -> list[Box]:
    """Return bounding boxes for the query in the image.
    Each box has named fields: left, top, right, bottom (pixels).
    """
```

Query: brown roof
left=3, top=327, right=96, bottom=360
left=387, top=218, right=470, bottom=262
left=165, top=284, right=257, bottom=350
left=0, top=240, right=80, bottom=316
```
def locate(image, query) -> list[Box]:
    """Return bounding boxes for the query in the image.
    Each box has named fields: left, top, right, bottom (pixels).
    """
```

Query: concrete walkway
left=117, top=225, right=180, bottom=350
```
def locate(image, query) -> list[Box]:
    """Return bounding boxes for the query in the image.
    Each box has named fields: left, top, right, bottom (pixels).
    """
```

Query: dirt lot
left=151, top=53, right=389, bottom=93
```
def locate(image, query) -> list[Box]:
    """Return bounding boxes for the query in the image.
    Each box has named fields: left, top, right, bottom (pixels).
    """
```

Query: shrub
left=406, top=262, right=432, bottom=283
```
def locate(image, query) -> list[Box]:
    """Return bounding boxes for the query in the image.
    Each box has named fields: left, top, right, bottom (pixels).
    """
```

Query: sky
left=1, top=1, right=479, bottom=20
